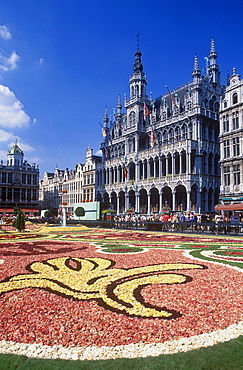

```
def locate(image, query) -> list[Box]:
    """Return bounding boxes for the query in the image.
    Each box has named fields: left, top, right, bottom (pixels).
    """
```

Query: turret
left=129, top=49, right=147, bottom=100
left=192, top=54, right=201, bottom=83
left=7, top=141, right=24, bottom=167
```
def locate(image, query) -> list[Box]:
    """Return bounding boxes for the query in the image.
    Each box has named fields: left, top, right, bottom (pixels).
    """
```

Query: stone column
left=125, top=192, right=129, bottom=211
left=102, top=170, right=105, bottom=185
left=125, top=138, right=129, bottom=156
left=135, top=162, right=139, bottom=182
left=135, top=192, right=139, bottom=213
left=159, top=157, right=162, bottom=178
left=172, top=154, right=175, bottom=177
left=172, top=191, right=176, bottom=211
left=187, top=190, right=191, bottom=212
left=147, top=160, right=150, bottom=179
left=159, top=191, right=163, bottom=213
left=117, top=194, right=120, bottom=215
left=147, top=192, right=151, bottom=214
left=197, top=190, right=202, bottom=214
left=186, top=152, right=191, bottom=174
left=179, top=153, right=183, bottom=174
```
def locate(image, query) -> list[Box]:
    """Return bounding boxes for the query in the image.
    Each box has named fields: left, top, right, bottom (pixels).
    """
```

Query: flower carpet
left=0, top=225, right=242, bottom=362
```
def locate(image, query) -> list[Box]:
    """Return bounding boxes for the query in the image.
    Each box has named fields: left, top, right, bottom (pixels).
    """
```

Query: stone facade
left=0, top=143, right=39, bottom=214
left=96, top=39, right=223, bottom=214
left=39, top=146, right=102, bottom=215
left=219, top=68, right=243, bottom=206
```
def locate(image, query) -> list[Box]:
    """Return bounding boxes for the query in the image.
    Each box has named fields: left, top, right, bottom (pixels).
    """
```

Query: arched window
left=168, top=128, right=174, bottom=143
left=162, top=130, right=168, bottom=144
left=129, top=111, right=135, bottom=126
left=181, top=124, right=187, bottom=139
left=175, top=126, right=181, bottom=141
left=233, top=92, right=238, bottom=105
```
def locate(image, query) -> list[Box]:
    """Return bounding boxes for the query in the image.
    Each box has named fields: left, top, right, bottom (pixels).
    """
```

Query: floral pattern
left=0, top=227, right=242, bottom=352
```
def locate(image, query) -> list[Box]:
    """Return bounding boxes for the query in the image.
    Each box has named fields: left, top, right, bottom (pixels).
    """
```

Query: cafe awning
left=0, top=208, right=14, bottom=213
left=215, top=203, right=243, bottom=211
left=0, top=208, right=39, bottom=213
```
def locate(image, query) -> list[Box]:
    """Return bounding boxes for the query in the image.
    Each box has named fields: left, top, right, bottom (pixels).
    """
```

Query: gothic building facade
left=96, top=39, right=223, bottom=214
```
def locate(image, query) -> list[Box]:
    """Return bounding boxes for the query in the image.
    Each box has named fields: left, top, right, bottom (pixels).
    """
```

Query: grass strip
left=0, top=335, right=242, bottom=370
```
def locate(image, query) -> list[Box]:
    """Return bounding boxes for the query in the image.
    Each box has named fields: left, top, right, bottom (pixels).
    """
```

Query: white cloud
left=0, top=85, right=30, bottom=128
left=0, top=50, right=20, bottom=72
left=0, top=26, right=11, bottom=40
left=36, top=58, right=44, bottom=65
left=0, top=149, right=7, bottom=160
left=0, top=129, right=15, bottom=142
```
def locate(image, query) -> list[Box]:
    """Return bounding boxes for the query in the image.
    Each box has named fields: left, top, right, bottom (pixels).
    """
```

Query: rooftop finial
left=136, top=31, right=140, bottom=50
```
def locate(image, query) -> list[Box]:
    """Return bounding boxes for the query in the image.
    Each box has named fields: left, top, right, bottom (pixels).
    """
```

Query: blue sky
left=0, top=0, right=243, bottom=176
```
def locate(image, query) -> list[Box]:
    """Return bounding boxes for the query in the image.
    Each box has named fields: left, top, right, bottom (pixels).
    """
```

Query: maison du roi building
left=0, top=142, right=39, bottom=215
left=96, top=39, right=223, bottom=214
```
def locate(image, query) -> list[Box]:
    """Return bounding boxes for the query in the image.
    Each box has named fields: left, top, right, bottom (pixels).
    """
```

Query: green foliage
left=44, top=210, right=52, bottom=218
left=13, top=209, right=25, bottom=231
left=75, top=207, right=85, bottom=217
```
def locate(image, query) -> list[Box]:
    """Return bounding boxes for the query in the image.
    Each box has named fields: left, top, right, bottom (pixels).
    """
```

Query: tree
left=75, top=207, right=85, bottom=223
left=13, top=209, right=25, bottom=232
left=44, top=210, right=52, bottom=218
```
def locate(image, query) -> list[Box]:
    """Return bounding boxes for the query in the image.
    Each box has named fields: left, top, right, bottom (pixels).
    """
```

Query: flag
left=150, top=130, right=155, bottom=148
left=165, top=85, right=178, bottom=108
left=104, top=147, right=109, bottom=158
left=102, top=127, right=107, bottom=137
left=122, top=162, right=128, bottom=179
left=143, top=103, right=150, bottom=121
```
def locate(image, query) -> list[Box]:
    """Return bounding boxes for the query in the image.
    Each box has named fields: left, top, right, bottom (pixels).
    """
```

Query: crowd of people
left=113, top=211, right=243, bottom=234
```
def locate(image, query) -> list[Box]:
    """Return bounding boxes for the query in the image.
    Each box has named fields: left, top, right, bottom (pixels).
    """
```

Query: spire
left=209, top=37, right=217, bottom=64
left=103, top=107, right=109, bottom=128
left=116, top=94, right=122, bottom=119
left=210, top=37, right=216, bottom=53
left=194, top=54, right=199, bottom=70
left=208, top=37, right=220, bottom=84
left=192, top=54, right=201, bottom=80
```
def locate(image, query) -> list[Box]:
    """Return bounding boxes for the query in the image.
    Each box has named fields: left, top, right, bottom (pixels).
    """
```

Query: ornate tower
left=125, top=49, right=150, bottom=132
